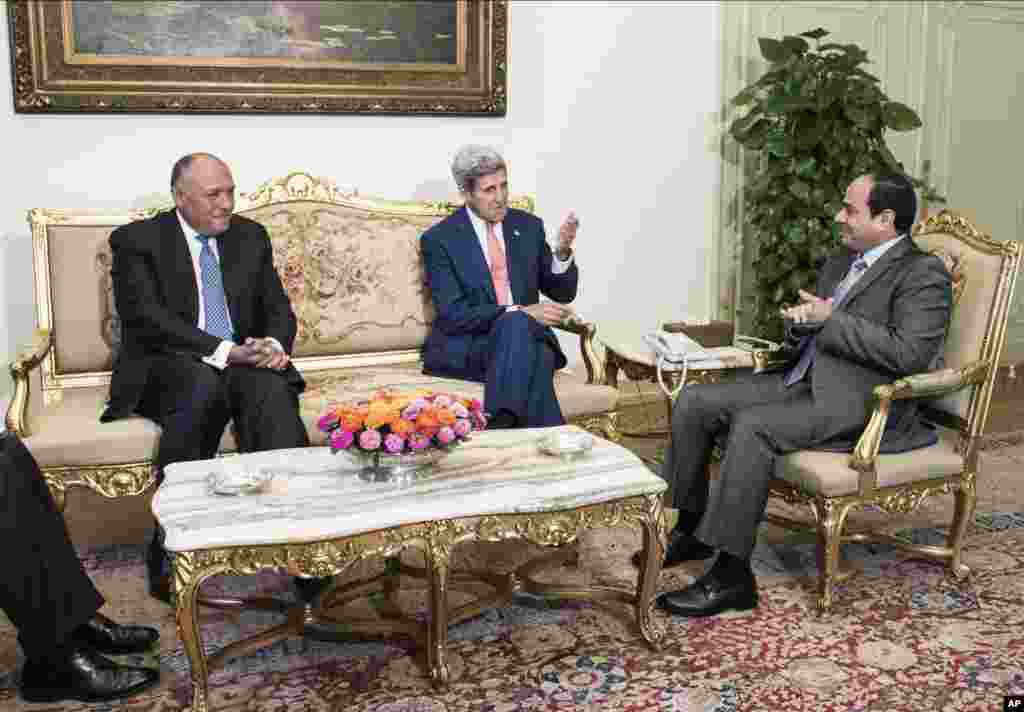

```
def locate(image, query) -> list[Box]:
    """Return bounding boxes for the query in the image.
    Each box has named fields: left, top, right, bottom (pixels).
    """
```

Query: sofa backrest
left=28, top=172, right=535, bottom=396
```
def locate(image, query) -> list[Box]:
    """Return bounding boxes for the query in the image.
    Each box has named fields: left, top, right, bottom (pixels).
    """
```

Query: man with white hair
left=420, top=145, right=581, bottom=428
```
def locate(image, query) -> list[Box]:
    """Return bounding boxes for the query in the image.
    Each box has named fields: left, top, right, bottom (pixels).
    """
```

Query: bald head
left=171, top=153, right=235, bottom=236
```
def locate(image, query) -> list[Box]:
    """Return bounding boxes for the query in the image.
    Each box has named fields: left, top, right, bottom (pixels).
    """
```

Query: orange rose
left=340, top=412, right=365, bottom=432
left=366, top=409, right=399, bottom=430
left=436, top=408, right=456, bottom=426
left=391, top=419, right=416, bottom=436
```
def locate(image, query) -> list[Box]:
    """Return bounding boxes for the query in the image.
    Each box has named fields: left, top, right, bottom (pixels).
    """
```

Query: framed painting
left=7, top=0, right=507, bottom=115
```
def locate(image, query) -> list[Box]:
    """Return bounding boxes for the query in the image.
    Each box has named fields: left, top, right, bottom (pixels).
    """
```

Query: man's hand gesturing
left=555, top=212, right=579, bottom=260
left=780, top=289, right=833, bottom=325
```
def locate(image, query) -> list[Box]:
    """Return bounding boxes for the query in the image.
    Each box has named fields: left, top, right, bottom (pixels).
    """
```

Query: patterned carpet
left=1, top=513, right=1023, bottom=711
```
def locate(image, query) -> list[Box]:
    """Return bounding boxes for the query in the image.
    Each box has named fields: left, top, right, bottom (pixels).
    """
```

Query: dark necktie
left=196, top=235, right=233, bottom=342
left=784, top=256, right=868, bottom=386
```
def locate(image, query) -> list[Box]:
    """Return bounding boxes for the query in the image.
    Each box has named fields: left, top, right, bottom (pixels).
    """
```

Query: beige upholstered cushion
left=22, top=366, right=617, bottom=467
left=775, top=430, right=964, bottom=497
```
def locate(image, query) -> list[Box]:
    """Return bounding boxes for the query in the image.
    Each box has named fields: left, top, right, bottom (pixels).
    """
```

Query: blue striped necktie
left=196, top=235, right=234, bottom=342
left=784, top=256, right=868, bottom=386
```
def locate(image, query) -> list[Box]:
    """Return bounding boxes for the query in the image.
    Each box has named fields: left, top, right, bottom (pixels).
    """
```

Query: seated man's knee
left=185, top=364, right=227, bottom=410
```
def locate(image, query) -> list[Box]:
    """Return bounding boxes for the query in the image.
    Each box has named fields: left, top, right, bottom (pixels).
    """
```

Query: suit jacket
left=786, top=237, right=952, bottom=452
left=420, top=207, right=579, bottom=377
left=100, top=209, right=302, bottom=422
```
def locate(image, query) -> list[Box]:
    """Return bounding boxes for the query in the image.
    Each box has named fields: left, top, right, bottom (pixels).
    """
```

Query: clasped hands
left=228, top=337, right=290, bottom=370
left=780, top=289, right=833, bottom=328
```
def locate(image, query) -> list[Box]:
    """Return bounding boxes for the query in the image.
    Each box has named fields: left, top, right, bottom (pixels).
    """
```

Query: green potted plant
left=729, top=28, right=943, bottom=339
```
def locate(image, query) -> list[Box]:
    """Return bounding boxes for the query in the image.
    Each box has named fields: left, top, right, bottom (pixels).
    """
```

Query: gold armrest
left=751, top=346, right=795, bottom=374
left=5, top=328, right=53, bottom=437
left=847, top=360, right=989, bottom=488
left=554, top=317, right=603, bottom=385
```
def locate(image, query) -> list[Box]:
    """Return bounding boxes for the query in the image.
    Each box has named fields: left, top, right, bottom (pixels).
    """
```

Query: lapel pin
left=513, top=229, right=520, bottom=238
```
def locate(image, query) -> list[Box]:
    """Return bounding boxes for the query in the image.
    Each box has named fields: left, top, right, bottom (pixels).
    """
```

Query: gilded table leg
left=173, top=552, right=216, bottom=712
left=425, top=529, right=454, bottom=686
left=636, top=495, right=666, bottom=649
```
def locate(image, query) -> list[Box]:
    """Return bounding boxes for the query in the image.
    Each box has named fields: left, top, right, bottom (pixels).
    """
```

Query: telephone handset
left=642, top=331, right=711, bottom=365
left=642, top=330, right=783, bottom=399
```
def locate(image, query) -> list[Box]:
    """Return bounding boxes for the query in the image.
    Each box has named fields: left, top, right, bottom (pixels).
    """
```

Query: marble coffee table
left=153, top=426, right=668, bottom=712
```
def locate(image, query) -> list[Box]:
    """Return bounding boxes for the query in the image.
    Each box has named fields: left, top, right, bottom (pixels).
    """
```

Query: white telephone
left=642, top=331, right=713, bottom=365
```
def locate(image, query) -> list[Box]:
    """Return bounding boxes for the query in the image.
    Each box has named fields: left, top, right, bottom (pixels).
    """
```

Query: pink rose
left=453, top=419, right=471, bottom=437
left=329, top=428, right=354, bottom=451
left=317, top=411, right=339, bottom=432
left=359, top=429, right=382, bottom=451
left=451, top=402, right=469, bottom=419
left=433, top=394, right=453, bottom=408
left=384, top=433, right=405, bottom=454
left=469, top=399, right=483, bottom=412
left=437, top=426, right=455, bottom=445
left=409, top=432, right=431, bottom=451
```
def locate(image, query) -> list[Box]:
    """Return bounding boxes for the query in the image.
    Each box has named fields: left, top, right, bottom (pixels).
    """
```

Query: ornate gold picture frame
left=7, top=0, right=507, bottom=115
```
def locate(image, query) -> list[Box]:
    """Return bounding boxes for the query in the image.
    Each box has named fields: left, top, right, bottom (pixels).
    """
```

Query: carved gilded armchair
left=764, top=210, right=1022, bottom=611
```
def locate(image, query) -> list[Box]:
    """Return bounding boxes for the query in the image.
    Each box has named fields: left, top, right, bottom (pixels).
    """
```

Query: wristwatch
left=505, top=305, right=521, bottom=313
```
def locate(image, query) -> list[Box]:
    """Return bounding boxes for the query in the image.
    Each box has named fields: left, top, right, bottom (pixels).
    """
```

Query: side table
left=602, top=321, right=756, bottom=438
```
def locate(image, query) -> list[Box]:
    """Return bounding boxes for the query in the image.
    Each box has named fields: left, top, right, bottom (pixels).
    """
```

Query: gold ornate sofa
left=4, top=172, right=619, bottom=511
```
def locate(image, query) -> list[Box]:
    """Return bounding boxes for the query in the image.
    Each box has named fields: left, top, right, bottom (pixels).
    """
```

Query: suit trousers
left=471, top=311, right=565, bottom=428
left=0, top=432, right=104, bottom=661
left=137, top=355, right=309, bottom=475
left=137, top=355, right=309, bottom=581
left=664, top=373, right=827, bottom=560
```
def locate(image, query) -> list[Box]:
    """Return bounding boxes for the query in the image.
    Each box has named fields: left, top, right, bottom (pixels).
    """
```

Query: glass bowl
left=538, top=431, right=595, bottom=460
left=208, top=465, right=276, bottom=496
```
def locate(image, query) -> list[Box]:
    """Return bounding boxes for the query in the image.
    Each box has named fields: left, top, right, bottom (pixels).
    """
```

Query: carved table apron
left=154, top=426, right=668, bottom=712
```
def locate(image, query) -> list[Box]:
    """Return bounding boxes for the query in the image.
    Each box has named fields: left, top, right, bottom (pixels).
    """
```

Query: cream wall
left=0, top=0, right=723, bottom=405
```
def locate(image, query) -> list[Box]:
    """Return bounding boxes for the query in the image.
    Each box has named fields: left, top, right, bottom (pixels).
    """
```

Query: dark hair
left=867, top=172, right=917, bottom=234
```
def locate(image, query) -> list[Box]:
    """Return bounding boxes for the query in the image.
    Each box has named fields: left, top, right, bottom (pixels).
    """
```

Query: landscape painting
left=8, top=0, right=507, bottom=115
left=70, top=1, right=458, bottom=66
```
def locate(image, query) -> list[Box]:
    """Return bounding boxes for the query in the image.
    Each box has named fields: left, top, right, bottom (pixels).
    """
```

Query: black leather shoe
left=21, top=647, right=159, bottom=703
left=72, top=613, right=159, bottom=655
left=631, top=530, right=716, bottom=568
left=656, top=568, right=758, bottom=618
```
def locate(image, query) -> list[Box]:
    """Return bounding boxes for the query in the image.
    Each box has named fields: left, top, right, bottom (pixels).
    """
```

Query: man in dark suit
left=651, top=173, right=952, bottom=618
left=421, top=145, right=580, bottom=428
left=2, top=432, right=160, bottom=703
left=101, top=153, right=309, bottom=603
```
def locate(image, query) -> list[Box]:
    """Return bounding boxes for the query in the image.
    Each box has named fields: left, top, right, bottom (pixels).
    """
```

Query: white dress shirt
left=465, top=208, right=572, bottom=309
left=177, top=211, right=282, bottom=369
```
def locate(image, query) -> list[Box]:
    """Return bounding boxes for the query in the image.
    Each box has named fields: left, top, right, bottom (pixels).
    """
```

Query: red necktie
left=487, top=222, right=510, bottom=306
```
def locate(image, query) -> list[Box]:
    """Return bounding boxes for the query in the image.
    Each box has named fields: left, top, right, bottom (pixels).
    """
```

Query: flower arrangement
left=317, top=390, right=487, bottom=458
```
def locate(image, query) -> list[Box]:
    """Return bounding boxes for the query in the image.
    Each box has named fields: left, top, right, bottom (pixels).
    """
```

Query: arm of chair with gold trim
left=847, top=360, right=990, bottom=495
left=554, top=317, right=605, bottom=386
left=751, top=346, right=797, bottom=374
left=5, top=328, right=53, bottom=437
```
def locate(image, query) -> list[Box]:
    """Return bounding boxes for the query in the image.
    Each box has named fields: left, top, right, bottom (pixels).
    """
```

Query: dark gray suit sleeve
left=817, top=255, right=952, bottom=376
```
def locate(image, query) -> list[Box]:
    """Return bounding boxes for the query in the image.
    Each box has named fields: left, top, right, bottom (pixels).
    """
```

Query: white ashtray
left=208, top=467, right=276, bottom=496
left=538, top=431, right=595, bottom=460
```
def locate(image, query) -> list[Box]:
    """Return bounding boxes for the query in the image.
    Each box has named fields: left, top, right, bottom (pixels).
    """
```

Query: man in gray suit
left=651, top=173, right=952, bottom=618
